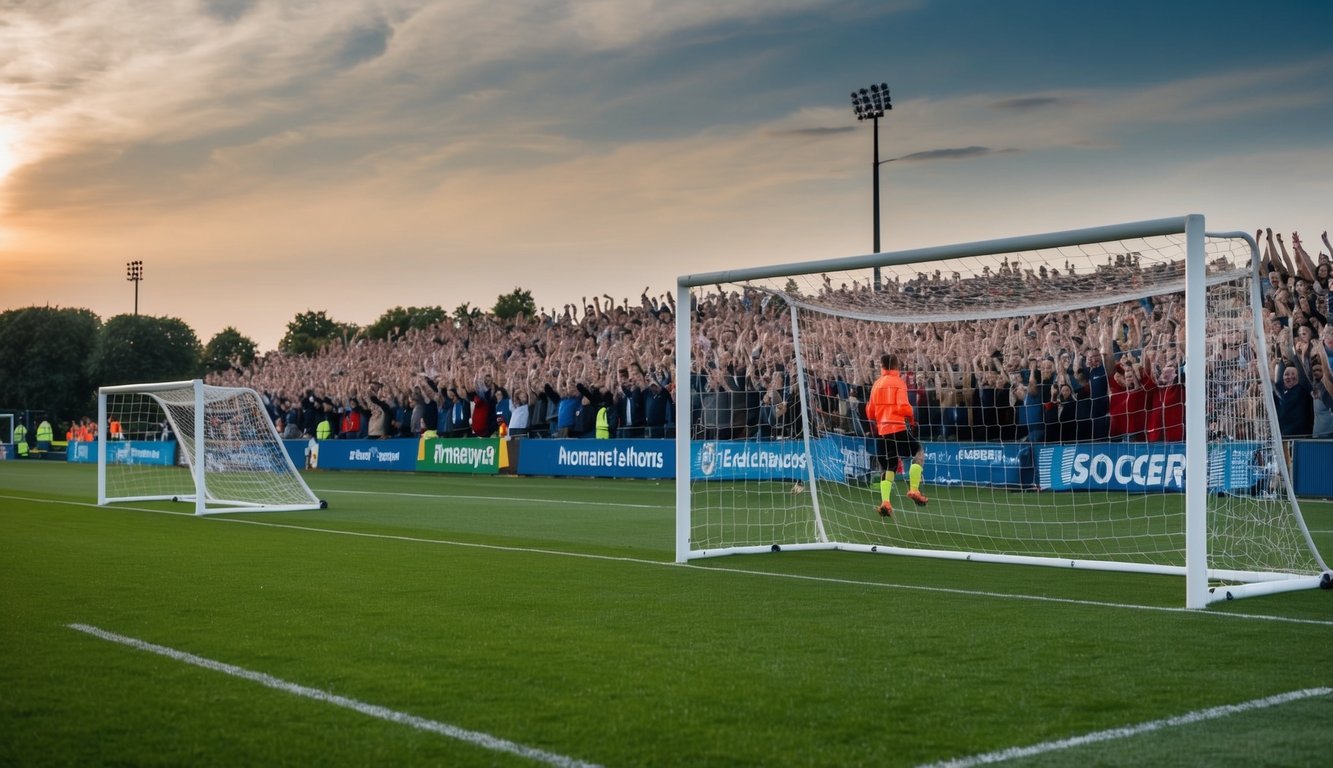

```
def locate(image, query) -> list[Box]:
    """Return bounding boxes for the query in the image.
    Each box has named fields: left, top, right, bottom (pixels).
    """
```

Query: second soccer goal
left=98, top=379, right=324, bottom=514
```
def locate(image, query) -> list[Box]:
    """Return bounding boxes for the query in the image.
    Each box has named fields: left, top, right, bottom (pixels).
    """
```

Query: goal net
left=98, top=380, right=323, bottom=514
left=674, top=215, right=1329, bottom=607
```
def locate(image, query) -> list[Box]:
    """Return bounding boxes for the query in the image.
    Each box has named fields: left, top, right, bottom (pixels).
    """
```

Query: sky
left=2, top=0, right=1332, bottom=352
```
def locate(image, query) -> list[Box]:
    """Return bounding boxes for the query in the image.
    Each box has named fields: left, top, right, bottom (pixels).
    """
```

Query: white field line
left=916, top=687, right=1333, bottom=768
left=324, top=487, right=665, bottom=509
left=66, top=623, right=602, bottom=768
left=5, top=493, right=1331, bottom=628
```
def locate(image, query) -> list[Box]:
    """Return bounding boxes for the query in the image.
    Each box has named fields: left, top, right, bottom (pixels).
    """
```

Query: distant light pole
left=851, top=82, right=891, bottom=290
left=126, top=260, right=143, bottom=315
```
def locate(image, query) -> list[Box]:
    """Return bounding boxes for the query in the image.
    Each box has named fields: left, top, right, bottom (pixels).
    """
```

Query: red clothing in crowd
left=1146, top=370, right=1185, bottom=443
left=1108, top=363, right=1151, bottom=440
left=340, top=409, right=363, bottom=437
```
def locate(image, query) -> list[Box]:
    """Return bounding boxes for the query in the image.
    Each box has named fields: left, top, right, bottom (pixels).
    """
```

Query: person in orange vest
left=109, top=418, right=124, bottom=440
left=866, top=352, right=928, bottom=517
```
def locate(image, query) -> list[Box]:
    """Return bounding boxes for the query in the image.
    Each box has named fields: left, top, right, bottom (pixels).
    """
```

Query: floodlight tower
left=126, top=260, right=143, bottom=315
left=851, top=83, right=891, bottom=290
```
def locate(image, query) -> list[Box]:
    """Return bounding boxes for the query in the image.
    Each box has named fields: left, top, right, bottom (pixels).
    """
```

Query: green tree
left=279, top=310, right=358, bottom=356
left=87, top=314, right=202, bottom=388
left=452, top=302, right=482, bottom=327
left=0, top=306, right=101, bottom=420
left=492, top=288, right=536, bottom=321
left=202, top=327, right=259, bottom=373
left=364, top=305, right=446, bottom=341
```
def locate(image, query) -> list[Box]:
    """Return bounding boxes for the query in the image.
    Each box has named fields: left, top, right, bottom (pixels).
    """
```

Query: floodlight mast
left=851, top=83, right=892, bottom=291
left=126, top=260, right=144, bottom=315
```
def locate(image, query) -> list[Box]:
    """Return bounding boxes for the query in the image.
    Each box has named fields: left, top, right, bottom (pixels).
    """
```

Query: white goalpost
left=675, top=214, right=1330, bottom=608
left=98, top=380, right=324, bottom=514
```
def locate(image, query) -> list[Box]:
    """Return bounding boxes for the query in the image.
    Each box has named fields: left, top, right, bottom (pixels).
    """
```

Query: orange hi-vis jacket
left=866, top=368, right=914, bottom=437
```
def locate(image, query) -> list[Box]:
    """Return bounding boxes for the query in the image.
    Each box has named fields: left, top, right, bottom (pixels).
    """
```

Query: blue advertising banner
left=292, top=438, right=419, bottom=472
left=688, top=437, right=1025, bottom=485
left=1038, top=441, right=1261, bottom=492
left=519, top=439, right=673, bottom=479
left=66, top=440, right=177, bottom=466
left=923, top=442, right=1025, bottom=487
left=692, top=439, right=810, bottom=481
left=282, top=439, right=306, bottom=467
left=1292, top=440, right=1333, bottom=497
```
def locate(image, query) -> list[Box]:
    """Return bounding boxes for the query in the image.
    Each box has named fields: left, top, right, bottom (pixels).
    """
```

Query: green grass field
left=2, top=461, right=1331, bottom=767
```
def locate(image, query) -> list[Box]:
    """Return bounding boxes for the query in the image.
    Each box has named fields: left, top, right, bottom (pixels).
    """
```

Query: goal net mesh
left=683, top=230, right=1326, bottom=586
left=101, top=383, right=320, bottom=512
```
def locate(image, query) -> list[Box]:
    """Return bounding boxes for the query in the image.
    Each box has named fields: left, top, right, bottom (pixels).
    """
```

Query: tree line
left=0, top=289, right=537, bottom=422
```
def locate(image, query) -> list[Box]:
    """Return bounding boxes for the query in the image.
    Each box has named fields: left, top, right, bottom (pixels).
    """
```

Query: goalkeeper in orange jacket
left=865, top=353, right=927, bottom=516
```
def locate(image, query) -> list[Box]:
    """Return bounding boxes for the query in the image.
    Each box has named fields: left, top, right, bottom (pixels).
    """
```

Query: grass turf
left=1, top=461, right=1330, bottom=766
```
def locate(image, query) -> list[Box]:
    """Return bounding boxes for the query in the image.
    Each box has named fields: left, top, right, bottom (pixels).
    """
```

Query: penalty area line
left=916, top=686, right=1332, bottom=768
left=66, top=623, right=602, bottom=768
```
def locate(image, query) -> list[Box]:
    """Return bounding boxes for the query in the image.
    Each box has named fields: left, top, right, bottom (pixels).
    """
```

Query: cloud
left=990, top=96, right=1072, bottom=111
left=334, top=18, right=395, bottom=69
left=200, top=0, right=255, bottom=24
left=770, top=126, right=856, bottom=137
left=889, top=146, right=1017, bottom=163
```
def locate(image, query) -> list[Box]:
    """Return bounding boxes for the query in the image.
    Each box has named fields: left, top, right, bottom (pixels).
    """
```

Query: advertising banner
left=923, top=442, right=1025, bottom=487
left=517, top=439, right=672, bottom=479
left=288, top=439, right=417, bottom=472
left=687, top=437, right=1024, bottom=485
left=1292, top=440, right=1333, bottom=497
left=416, top=438, right=502, bottom=474
left=1038, top=441, right=1261, bottom=493
left=66, top=440, right=177, bottom=466
left=692, top=439, right=810, bottom=482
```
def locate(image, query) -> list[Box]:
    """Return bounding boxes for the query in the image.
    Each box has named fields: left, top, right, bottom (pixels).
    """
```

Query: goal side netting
left=98, top=380, right=323, bottom=514
left=674, top=215, right=1329, bottom=608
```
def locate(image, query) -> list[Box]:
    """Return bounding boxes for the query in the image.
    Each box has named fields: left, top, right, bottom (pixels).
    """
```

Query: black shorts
left=875, top=430, right=920, bottom=470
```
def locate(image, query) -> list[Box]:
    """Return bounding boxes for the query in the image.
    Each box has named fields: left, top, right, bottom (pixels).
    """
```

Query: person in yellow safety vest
left=595, top=403, right=610, bottom=438
left=13, top=422, right=29, bottom=457
left=315, top=416, right=332, bottom=440
left=36, top=419, right=53, bottom=450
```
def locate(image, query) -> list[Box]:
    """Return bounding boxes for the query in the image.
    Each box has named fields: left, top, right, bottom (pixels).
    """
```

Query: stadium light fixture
left=126, top=260, right=144, bottom=315
left=850, top=82, right=891, bottom=290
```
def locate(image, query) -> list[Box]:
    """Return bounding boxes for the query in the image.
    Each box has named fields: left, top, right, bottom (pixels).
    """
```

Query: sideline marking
left=5, top=493, right=1331, bottom=628
left=324, top=487, right=665, bottom=509
left=66, top=623, right=602, bottom=768
left=917, top=687, right=1332, bottom=767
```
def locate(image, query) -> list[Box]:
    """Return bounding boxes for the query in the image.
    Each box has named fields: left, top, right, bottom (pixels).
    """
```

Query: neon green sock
left=879, top=478, right=894, bottom=504
left=909, top=463, right=923, bottom=492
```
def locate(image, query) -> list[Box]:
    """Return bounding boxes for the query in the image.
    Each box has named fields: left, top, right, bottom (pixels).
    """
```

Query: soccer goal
left=674, top=214, right=1330, bottom=608
left=98, top=380, right=324, bottom=514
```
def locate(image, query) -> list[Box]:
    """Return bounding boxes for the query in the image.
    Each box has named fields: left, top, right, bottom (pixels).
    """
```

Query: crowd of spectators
left=210, top=293, right=680, bottom=442
left=209, top=230, right=1333, bottom=444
